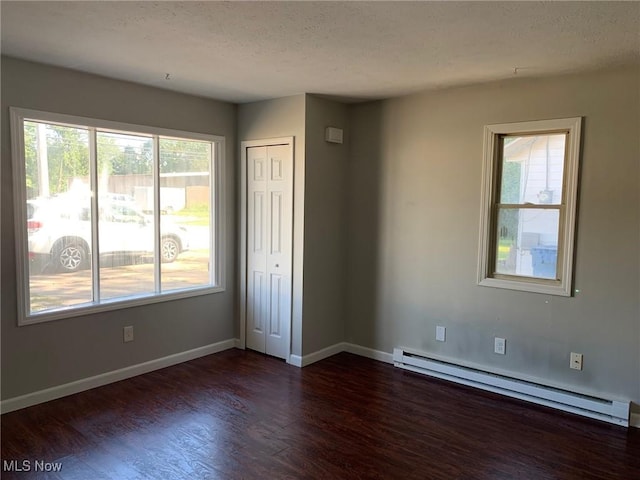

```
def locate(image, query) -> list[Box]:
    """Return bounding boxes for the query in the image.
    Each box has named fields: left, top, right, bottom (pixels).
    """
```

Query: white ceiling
left=2, top=1, right=639, bottom=104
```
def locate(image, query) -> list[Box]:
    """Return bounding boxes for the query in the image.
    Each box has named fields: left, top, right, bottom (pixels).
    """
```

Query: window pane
left=495, top=208, right=560, bottom=279
left=159, top=138, right=212, bottom=291
left=500, top=134, right=566, bottom=205
left=24, top=121, right=93, bottom=313
left=15, top=109, right=224, bottom=323
left=97, top=132, right=155, bottom=300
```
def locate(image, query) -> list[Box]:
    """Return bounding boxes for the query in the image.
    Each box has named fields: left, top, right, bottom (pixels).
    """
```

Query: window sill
left=19, top=285, right=225, bottom=326
left=478, top=277, right=571, bottom=297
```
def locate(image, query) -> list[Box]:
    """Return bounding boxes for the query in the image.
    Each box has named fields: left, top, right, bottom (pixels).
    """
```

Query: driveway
left=29, top=250, right=211, bottom=313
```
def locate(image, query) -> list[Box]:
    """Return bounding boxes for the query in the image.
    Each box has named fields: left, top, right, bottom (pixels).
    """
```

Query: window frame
left=10, top=107, right=226, bottom=326
left=477, top=117, right=582, bottom=296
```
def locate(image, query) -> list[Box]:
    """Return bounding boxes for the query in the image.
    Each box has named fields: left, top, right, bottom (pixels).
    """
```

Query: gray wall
left=346, top=67, right=640, bottom=403
left=302, top=95, right=348, bottom=355
left=1, top=57, right=237, bottom=399
left=3, top=56, right=638, bottom=411
left=237, top=94, right=349, bottom=357
left=237, top=95, right=306, bottom=356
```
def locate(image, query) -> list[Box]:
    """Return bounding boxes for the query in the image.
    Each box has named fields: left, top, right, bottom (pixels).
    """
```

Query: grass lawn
left=497, top=241, right=513, bottom=262
left=173, top=205, right=210, bottom=226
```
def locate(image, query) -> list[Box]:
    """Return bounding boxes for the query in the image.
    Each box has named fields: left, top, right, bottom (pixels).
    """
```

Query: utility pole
left=37, top=123, right=50, bottom=198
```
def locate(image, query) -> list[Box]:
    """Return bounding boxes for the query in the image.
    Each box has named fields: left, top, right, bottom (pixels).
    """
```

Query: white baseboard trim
left=300, top=342, right=348, bottom=367
left=11, top=337, right=626, bottom=428
left=288, top=354, right=303, bottom=367
left=344, top=343, right=394, bottom=364
left=0, top=338, right=236, bottom=414
left=288, top=342, right=393, bottom=368
left=234, top=338, right=243, bottom=349
left=630, top=412, right=640, bottom=428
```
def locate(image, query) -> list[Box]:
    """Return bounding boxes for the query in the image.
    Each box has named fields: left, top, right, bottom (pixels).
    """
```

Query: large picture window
left=478, top=117, right=582, bottom=296
left=11, top=108, right=225, bottom=325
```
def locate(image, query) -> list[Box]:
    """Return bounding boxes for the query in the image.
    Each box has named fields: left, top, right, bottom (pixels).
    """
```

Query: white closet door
left=246, top=144, right=292, bottom=359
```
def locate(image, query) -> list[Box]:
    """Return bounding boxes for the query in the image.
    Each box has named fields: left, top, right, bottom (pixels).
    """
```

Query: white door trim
left=239, top=137, right=294, bottom=360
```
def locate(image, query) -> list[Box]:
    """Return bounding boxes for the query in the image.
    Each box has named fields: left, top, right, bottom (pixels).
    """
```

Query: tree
left=159, top=138, right=210, bottom=173
left=97, top=133, right=152, bottom=175
left=24, top=122, right=38, bottom=197
left=22, top=122, right=211, bottom=199
left=23, top=122, right=91, bottom=197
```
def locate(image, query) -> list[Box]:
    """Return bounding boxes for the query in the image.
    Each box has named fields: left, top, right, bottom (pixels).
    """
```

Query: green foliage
left=160, top=138, right=210, bottom=173
left=499, top=141, right=522, bottom=243
left=501, top=161, right=521, bottom=204
left=174, top=204, right=210, bottom=226
left=98, top=134, right=152, bottom=176
left=497, top=239, right=513, bottom=262
left=24, top=121, right=91, bottom=196
left=49, top=125, right=90, bottom=194
left=24, top=122, right=38, bottom=195
left=24, top=121, right=211, bottom=199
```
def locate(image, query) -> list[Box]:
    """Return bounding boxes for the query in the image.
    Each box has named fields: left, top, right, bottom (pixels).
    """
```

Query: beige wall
left=346, top=67, right=640, bottom=403
left=1, top=57, right=237, bottom=399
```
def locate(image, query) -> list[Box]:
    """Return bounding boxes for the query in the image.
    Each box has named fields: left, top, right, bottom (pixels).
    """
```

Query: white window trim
left=477, top=117, right=582, bottom=296
left=10, top=107, right=226, bottom=326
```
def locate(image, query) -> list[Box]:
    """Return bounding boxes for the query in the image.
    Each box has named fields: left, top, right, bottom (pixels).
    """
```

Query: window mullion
left=153, top=136, right=161, bottom=293
left=555, top=202, right=567, bottom=280
left=209, top=143, right=217, bottom=286
left=497, top=203, right=563, bottom=210
left=89, top=127, right=100, bottom=303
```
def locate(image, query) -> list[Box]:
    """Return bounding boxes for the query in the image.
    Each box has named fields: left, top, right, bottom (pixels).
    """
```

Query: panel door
left=246, top=144, right=293, bottom=359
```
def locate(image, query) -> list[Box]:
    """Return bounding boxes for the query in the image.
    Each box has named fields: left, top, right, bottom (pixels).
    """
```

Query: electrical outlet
left=123, top=326, right=134, bottom=343
left=436, top=326, right=446, bottom=342
left=570, top=352, right=583, bottom=370
left=494, top=337, right=506, bottom=355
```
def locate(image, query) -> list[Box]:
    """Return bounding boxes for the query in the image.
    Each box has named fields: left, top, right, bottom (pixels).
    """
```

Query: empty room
left=1, top=1, right=639, bottom=479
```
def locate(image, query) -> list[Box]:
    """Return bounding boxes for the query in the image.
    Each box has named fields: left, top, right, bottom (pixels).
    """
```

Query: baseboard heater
left=393, top=348, right=630, bottom=427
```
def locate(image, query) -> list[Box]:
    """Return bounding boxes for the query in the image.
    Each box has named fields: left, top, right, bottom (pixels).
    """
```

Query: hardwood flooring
left=1, top=349, right=639, bottom=479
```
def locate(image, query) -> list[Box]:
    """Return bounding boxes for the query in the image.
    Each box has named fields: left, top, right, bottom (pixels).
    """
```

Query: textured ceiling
left=1, top=1, right=639, bottom=103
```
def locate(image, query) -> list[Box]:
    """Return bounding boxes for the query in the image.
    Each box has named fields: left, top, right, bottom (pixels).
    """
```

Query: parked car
left=27, top=198, right=189, bottom=273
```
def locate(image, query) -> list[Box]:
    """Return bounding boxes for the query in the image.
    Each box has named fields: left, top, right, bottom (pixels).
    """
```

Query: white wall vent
left=325, top=126, right=343, bottom=144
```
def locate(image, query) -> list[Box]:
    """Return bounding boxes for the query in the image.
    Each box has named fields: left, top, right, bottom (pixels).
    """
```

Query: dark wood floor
left=1, top=350, right=639, bottom=479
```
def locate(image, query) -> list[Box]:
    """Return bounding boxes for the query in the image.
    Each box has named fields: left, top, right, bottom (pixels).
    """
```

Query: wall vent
left=325, top=126, right=343, bottom=144
left=393, top=347, right=629, bottom=427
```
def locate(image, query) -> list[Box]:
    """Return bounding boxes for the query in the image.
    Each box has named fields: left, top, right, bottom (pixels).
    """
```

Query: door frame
left=239, top=137, right=294, bottom=361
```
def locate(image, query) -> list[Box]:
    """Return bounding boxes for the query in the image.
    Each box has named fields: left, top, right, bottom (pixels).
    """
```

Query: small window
left=478, top=117, right=582, bottom=296
left=11, top=107, right=226, bottom=325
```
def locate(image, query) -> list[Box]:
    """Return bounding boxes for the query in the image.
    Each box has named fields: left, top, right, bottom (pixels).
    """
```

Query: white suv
left=27, top=197, right=190, bottom=273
